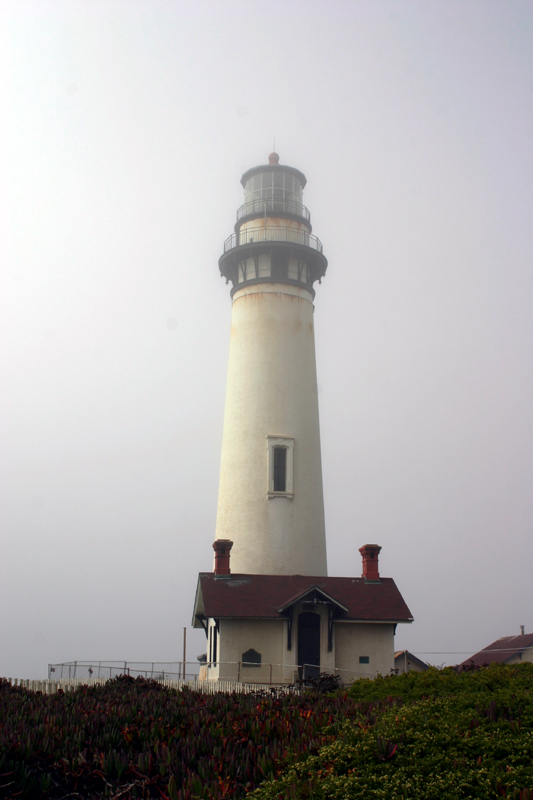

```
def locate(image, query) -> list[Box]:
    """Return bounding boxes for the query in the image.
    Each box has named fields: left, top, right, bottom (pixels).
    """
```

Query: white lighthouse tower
left=215, top=153, right=328, bottom=576
left=193, top=154, right=413, bottom=684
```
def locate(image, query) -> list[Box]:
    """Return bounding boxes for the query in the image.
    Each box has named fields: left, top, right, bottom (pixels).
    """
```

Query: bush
left=249, top=663, right=533, bottom=800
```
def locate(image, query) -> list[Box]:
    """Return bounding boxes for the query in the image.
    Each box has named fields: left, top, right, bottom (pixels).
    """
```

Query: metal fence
left=48, top=661, right=199, bottom=682
left=1, top=660, right=392, bottom=698
left=224, top=226, right=323, bottom=254
left=47, top=660, right=381, bottom=686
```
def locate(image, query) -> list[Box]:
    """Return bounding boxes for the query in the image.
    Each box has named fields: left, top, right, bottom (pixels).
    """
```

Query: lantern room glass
left=244, top=172, right=303, bottom=205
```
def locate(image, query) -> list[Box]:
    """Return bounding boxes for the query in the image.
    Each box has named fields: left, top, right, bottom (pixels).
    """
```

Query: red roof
left=460, top=634, right=533, bottom=667
left=193, top=573, right=413, bottom=626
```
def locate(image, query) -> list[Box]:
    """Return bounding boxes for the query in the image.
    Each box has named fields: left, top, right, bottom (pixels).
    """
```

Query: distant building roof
left=394, top=650, right=429, bottom=670
left=460, top=634, right=533, bottom=667
left=192, top=573, right=413, bottom=627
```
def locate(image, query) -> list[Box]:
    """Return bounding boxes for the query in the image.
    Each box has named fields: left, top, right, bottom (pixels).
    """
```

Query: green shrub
left=347, top=662, right=533, bottom=705
left=249, top=663, right=533, bottom=800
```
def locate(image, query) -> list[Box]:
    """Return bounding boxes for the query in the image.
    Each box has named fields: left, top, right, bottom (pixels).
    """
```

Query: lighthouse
left=192, top=153, right=413, bottom=684
left=214, top=153, right=328, bottom=576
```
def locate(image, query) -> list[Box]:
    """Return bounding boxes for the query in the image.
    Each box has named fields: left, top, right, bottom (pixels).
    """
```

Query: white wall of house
left=203, top=605, right=335, bottom=684
left=202, top=607, right=398, bottom=685
left=506, top=649, right=533, bottom=665
left=334, top=622, right=395, bottom=682
left=215, top=618, right=292, bottom=683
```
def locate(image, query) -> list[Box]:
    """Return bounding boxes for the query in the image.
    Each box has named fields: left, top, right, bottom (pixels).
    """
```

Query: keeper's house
left=192, top=541, right=413, bottom=685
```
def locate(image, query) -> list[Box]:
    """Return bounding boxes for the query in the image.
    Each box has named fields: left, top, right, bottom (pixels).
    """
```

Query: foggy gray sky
left=1, top=0, right=532, bottom=678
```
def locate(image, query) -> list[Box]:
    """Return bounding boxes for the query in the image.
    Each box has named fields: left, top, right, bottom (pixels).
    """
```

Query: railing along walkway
left=224, top=226, right=323, bottom=254
left=4, top=657, right=380, bottom=695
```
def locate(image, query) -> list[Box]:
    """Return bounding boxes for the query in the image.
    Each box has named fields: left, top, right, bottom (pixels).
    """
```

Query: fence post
left=270, top=664, right=272, bottom=685
left=237, top=661, right=241, bottom=683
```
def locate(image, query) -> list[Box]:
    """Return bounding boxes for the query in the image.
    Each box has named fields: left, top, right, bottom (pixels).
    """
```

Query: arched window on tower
left=273, top=446, right=287, bottom=492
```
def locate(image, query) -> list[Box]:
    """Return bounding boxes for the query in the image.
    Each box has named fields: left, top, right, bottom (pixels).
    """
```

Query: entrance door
left=298, top=612, right=320, bottom=680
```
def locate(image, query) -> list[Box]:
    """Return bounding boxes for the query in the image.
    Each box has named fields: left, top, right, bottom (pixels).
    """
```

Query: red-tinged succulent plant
left=0, top=675, right=369, bottom=799
left=373, top=736, right=399, bottom=762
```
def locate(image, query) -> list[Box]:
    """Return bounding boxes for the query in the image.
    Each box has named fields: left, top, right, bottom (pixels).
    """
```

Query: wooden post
left=183, top=627, right=187, bottom=680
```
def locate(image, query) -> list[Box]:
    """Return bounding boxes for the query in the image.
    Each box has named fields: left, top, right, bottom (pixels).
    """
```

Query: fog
left=1, top=0, right=532, bottom=678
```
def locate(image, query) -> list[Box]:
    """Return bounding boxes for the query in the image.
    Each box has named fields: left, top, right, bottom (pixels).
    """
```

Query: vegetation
left=1, top=664, right=532, bottom=799
left=250, top=662, right=533, bottom=800
left=0, top=675, right=361, bottom=799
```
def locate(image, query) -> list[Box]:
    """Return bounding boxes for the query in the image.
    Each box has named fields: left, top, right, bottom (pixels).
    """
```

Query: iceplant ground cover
left=0, top=675, right=363, bottom=799
left=249, top=662, right=533, bottom=800
left=1, top=663, right=532, bottom=799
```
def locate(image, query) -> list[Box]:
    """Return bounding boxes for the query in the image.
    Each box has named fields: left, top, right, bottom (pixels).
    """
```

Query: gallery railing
left=224, top=226, right=323, bottom=254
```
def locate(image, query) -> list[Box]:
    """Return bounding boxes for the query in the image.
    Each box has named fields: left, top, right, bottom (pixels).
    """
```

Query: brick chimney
left=359, top=544, right=382, bottom=581
left=213, top=539, right=233, bottom=576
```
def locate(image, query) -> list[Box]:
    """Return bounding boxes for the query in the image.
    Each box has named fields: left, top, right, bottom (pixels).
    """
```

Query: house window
left=242, top=648, right=261, bottom=668
left=267, top=436, right=294, bottom=497
left=213, top=623, right=218, bottom=665
left=359, top=656, right=370, bottom=664
left=208, top=621, right=218, bottom=666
